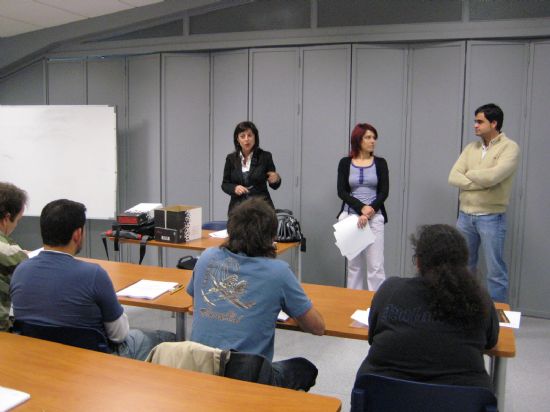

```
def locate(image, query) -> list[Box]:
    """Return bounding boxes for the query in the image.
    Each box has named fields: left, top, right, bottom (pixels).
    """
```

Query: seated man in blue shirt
left=187, top=197, right=325, bottom=388
left=11, top=199, right=174, bottom=360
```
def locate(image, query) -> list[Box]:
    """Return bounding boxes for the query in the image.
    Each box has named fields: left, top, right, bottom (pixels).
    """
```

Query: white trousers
left=339, top=211, right=386, bottom=291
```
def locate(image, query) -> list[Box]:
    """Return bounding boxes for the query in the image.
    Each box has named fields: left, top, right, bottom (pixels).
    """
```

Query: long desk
left=81, top=258, right=193, bottom=340
left=0, top=332, right=341, bottom=412
left=108, top=230, right=303, bottom=279
left=85, top=258, right=515, bottom=406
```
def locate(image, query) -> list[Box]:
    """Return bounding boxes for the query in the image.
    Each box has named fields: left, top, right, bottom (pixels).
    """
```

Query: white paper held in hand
left=333, top=215, right=375, bottom=260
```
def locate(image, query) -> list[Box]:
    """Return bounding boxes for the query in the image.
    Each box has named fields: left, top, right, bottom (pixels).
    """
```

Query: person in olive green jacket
left=0, top=182, right=28, bottom=331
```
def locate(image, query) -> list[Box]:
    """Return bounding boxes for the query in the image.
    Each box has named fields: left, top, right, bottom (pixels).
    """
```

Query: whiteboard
left=0, top=105, right=117, bottom=219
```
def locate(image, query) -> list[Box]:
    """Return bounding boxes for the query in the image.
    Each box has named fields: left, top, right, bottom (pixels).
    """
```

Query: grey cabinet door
left=127, top=54, right=161, bottom=265
left=516, top=41, right=550, bottom=316
left=161, top=52, right=210, bottom=267
left=87, top=57, right=127, bottom=260
left=464, top=40, right=529, bottom=302
left=351, top=44, right=408, bottom=279
left=47, top=60, right=86, bottom=104
left=403, top=42, right=466, bottom=276
left=249, top=47, right=300, bottom=212
left=301, top=45, right=351, bottom=285
left=211, top=50, right=249, bottom=220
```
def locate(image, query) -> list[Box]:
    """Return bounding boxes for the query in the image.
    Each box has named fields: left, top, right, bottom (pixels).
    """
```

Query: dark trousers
left=221, top=351, right=318, bottom=391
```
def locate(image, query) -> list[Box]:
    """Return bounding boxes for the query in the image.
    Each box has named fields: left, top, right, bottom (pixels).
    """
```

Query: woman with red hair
left=337, top=123, right=389, bottom=291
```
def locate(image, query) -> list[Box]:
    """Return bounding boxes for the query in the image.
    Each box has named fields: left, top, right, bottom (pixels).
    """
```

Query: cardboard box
left=154, top=205, right=202, bottom=243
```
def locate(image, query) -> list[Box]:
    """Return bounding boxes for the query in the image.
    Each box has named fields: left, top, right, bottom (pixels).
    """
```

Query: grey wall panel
left=464, top=41, right=528, bottom=301
left=351, top=44, right=408, bottom=279
left=301, top=45, right=351, bottom=286
left=516, top=41, right=550, bottom=316
left=47, top=60, right=86, bottom=104
left=211, top=50, right=249, bottom=220
left=126, top=54, right=161, bottom=265
left=0, top=60, right=45, bottom=104
left=87, top=58, right=127, bottom=260
left=249, top=48, right=300, bottom=212
left=126, top=54, right=161, bottom=207
left=162, top=53, right=210, bottom=267
left=403, top=43, right=465, bottom=275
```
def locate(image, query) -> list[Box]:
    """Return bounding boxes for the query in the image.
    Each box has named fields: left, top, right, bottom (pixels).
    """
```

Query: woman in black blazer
left=337, top=123, right=389, bottom=291
left=222, top=121, right=281, bottom=214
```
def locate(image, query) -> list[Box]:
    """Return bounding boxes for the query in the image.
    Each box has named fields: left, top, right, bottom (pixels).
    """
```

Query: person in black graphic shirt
left=356, top=224, right=499, bottom=391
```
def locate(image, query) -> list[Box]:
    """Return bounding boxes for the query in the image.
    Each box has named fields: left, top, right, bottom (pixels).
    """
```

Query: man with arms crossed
left=0, top=182, right=28, bottom=331
left=449, top=103, right=519, bottom=303
left=11, top=199, right=173, bottom=359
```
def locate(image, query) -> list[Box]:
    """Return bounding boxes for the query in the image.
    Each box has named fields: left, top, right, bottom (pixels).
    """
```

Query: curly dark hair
left=0, top=182, right=28, bottom=221
left=222, top=197, right=277, bottom=258
left=411, top=224, right=488, bottom=327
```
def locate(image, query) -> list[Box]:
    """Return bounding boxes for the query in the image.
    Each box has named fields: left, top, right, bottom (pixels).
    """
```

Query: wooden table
left=84, top=258, right=516, bottom=404
left=277, top=284, right=515, bottom=407
left=0, top=332, right=341, bottom=412
left=108, top=230, right=303, bottom=278
left=80, top=258, right=193, bottom=340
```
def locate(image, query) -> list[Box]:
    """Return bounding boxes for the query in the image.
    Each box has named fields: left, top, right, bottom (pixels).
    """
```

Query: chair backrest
left=351, top=373, right=498, bottom=412
left=12, top=320, right=111, bottom=353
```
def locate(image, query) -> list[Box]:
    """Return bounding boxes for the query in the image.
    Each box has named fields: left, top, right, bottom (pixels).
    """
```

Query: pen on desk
left=170, top=284, right=185, bottom=295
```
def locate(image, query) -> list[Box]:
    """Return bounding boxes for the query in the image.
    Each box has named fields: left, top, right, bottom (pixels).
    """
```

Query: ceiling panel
left=0, top=0, right=165, bottom=38
left=36, top=0, right=131, bottom=18
left=0, top=14, right=40, bottom=37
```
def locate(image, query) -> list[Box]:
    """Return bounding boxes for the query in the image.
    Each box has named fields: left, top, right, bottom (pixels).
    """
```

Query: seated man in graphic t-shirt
left=187, top=197, right=325, bottom=388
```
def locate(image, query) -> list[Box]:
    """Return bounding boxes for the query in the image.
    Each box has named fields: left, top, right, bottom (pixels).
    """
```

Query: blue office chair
left=12, top=320, right=112, bottom=353
left=351, top=373, right=498, bottom=412
left=202, top=220, right=227, bottom=231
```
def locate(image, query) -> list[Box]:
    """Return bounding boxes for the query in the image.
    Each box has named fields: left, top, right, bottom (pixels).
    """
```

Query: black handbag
left=275, top=209, right=306, bottom=252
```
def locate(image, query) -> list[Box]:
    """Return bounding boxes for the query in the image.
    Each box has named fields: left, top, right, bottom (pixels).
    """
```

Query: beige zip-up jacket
left=449, top=133, right=520, bottom=214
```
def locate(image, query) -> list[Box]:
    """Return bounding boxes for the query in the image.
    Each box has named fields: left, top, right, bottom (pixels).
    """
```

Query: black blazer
left=337, top=156, right=389, bottom=223
left=221, top=148, right=281, bottom=214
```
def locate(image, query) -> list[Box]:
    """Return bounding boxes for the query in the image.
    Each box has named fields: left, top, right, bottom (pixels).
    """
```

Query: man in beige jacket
left=449, top=103, right=519, bottom=303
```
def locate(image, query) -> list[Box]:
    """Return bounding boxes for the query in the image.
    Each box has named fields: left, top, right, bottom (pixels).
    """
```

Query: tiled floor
left=126, top=305, right=549, bottom=412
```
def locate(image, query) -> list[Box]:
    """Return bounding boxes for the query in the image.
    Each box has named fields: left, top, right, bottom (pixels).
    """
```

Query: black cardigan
left=221, top=148, right=281, bottom=214
left=337, top=156, right=389, bottom=223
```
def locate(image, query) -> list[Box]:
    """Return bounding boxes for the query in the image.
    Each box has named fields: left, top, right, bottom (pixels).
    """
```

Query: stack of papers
left=208, top=229, right=228, bottom=238
left=0, top=386, right=30, bottom=411
left=116, top=280, right=179, bottom=300
left=498, top=310, right=521, bottom=328
left=333, top=215, right=375, bottom=260
left=350, top=308, right=370, bottom=328
left=277, top=310, right=289, bottom=321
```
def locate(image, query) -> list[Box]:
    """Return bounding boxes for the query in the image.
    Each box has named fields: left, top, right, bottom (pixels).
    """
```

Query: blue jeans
left=456, top=212, right=509, bottom=303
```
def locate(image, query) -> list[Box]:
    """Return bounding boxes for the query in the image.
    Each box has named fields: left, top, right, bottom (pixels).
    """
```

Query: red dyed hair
left=349, top=123, right=378, bottom=158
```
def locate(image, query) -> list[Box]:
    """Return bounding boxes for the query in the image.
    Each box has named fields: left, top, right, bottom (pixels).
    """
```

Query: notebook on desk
left=0, top=386, right=30, bottom=411
left=116, top=280, right=179, bottom=300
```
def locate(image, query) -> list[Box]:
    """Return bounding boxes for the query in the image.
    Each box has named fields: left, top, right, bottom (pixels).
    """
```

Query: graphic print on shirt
left=200, top=256, right=256, bottom=310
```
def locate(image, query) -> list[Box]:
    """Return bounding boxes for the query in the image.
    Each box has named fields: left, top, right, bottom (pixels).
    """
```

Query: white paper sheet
left=0, top=386, right=30, bottom=411
left=116, top=280, right=179, bottom=300
left=351, top=308, right=370, bottom=327
left=333, top=215, right=375, bottom=260
left=28, top=247, right=43, bottom=258
left=499, top=310, right=521, bottom=329
left=208, top=229, right=228, bottom=238
left=278, top=310, right=289, bottom=321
